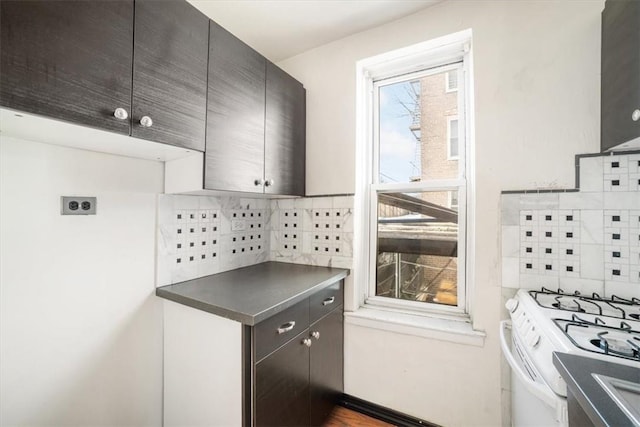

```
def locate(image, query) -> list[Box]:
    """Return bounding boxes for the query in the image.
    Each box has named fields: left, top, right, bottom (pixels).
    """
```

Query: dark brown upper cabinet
left=205, top=21, right=267, bottom=193
left=0, top=1, right=134, bottom=135
left=1, top=0, right=208, bottom=151
left=131, top=0, right=208, bottom=151
left=601, top=0, right=640, bottom=151
left=265, top=62, right=306, bottom=196
left=205, top=23, right=306, bottom=196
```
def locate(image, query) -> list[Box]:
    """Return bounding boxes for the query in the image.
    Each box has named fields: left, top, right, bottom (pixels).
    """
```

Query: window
left=448, top=116, right=459, bottom=159
left=355, top=30, right=473, bottom=317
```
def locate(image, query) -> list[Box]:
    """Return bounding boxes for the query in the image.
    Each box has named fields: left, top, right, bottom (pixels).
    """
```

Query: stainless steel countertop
left=553, top=352, right=640, bottom=427
left=156, top=261, right=349, bottom=325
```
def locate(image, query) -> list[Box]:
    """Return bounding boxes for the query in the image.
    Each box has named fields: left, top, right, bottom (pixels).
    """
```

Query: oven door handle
left=499, top=320, right=564, bottom=409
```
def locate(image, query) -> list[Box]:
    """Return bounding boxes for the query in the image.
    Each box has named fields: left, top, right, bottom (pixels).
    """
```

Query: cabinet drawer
left=309, top=280, right=343, bottom=323
left=255, top=298, right=309, bottom=362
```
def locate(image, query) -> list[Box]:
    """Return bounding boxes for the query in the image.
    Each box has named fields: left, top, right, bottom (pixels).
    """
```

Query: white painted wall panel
left=163, top=300, right=242, bottom=427
left=278, top=1, right=604, bottom=425
left=0, top=136, right=163, bottom=426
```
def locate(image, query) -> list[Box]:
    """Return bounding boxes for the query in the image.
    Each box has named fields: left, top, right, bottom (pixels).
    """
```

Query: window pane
left=449, top=119, right=458, bottom=158
left=378, top=69, right=460, bottom=183
left=378, top=80, right=421, bottom=183
left=375, top=191, right=459, bottom=306
left=446, top=70, right=458, bottom=91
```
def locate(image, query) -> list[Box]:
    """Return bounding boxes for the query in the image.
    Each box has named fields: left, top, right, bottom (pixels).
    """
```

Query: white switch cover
left=231, top=220, right=246, bottom=231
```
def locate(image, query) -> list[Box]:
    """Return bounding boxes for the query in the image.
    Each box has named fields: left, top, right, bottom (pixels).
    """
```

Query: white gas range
left=500, top=287, right=640, bottom=426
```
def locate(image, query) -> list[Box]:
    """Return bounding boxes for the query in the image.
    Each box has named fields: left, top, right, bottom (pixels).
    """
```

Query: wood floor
left=323, top=405, right=396, bottom=427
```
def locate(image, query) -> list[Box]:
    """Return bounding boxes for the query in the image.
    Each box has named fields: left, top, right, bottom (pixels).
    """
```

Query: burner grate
left=530, top=287, right=640, bottom=320
left=591, top=332, right=640, bottom=359
left=554, top=318, right=640, bottom=362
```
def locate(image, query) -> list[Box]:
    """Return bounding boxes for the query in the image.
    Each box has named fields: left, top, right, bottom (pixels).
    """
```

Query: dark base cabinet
left=256, top=329, right=311, bottom=427
left=309, top=309, right=344, bottom=426
left=567, top=390, right=595, bottom=427
left=253, top=281, right=344, bottom=427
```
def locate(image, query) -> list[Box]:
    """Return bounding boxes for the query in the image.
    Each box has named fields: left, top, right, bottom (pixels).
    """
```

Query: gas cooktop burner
left=590, top=333, right=639, bottom=358
left=553, top=317, right=640, bottom=362
left=529, top=287, right=640, bottom=320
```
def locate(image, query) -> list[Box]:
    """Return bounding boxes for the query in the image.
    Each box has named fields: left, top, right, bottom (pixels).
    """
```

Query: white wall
left=0, top=137, right=163, bottom=426
left=278, top=1, right=603, bottom=425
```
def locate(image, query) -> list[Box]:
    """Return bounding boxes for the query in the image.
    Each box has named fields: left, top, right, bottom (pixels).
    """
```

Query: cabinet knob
left=302, top=338, right=312, bottom=347
left=113, top=108, right=129, bottom=120
left=633, top=109, right=640, bottom=122
left=254, top=179, right=265, bottom=186
left=311, top=331, right=320, bottom=340
left=264, top=179, right=274, bottom=187
left=139, top=116, right=153, bottom=128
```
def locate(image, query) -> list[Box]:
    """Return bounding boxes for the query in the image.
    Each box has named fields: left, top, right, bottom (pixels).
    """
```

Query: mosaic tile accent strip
left=501, top=152, right=640, bottom=299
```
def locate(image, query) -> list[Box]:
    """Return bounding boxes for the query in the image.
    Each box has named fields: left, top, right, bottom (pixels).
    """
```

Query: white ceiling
left=187, top=0, right=441, bottom=62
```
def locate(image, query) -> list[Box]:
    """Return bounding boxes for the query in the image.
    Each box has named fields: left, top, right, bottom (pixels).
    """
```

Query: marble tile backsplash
left=270, top=196, right=354, bottom=269
left=156, top=194, right=354, bottom=286
left=156, top=195, right=271, bottom=286
left=501, top=152, right=640, bottom=299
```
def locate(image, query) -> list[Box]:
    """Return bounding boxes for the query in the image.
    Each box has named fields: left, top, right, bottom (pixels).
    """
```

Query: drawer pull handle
left=322, top=296, right=335, bottom=306
left=277, top=321, right=296, bottom=334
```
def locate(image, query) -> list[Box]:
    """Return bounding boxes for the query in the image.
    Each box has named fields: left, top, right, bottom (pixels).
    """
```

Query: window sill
left=344, top=306, right=486, bottom=347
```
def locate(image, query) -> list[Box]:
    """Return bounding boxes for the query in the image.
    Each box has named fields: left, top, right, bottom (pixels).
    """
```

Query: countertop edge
left=155, top=266, right=349, bottom=326
left=251, top=270, right=349, bottom=324
left=155, top=288, right=254, bottom=324
left=553, top=352, right=639, bottom=427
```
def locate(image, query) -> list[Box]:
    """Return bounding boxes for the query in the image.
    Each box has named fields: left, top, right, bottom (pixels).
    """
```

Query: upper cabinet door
left=265, top=62, right=306, bottom=196
left=205, top=21, right=266, bottom=193
left=601, top=0, right=640, bottom=151
left=131, top=0, right=208, bottom=151
left=0, top=1, right=133, bottom=135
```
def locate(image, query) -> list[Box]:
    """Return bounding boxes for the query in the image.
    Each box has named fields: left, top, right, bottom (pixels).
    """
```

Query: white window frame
left=447, top=116, right=459, bottom=160
left=353, top=29, right=476, bottom=322
left=445, top=70, right=459, bottom=93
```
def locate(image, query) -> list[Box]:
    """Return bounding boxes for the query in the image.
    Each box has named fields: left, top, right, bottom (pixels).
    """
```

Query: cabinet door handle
left=322, top=296, right=335, bottom=306
left=254, top=179, right=265, bottom=186
left=632, top=109, right=640, bottom=122
left=113, top=107, right=128, bottom=120
left=302, top=338, right=312, bottom=347
left=139, top=116, right=153, bottom=128
left=311, top=331, right=320, bottom=340
left=264, top=179, right=274, bottom=187
left=277, top=321, right=295, bottom=334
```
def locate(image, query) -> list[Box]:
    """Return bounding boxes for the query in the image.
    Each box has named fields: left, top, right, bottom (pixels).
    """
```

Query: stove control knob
left=505, top=298, right=519, bottom=313
left=516, top=312, right=526, bottom=327
left=527, top=333, right=540, bottom=348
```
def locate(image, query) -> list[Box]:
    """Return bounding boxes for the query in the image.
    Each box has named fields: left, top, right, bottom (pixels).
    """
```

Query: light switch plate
left=231, top=220, right=245, bottom=231
left=61, top=196, right=97, bottom=215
